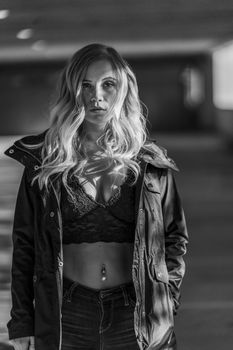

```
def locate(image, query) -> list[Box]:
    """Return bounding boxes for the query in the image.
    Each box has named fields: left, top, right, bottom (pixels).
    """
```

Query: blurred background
left=0, top=1, right=233, bottom=349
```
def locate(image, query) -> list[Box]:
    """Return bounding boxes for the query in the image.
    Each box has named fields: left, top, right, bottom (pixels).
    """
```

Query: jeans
left=61, top=276, right=140, bottom=350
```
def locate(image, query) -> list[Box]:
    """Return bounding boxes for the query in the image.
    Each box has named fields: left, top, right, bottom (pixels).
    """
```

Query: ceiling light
left=31, top=40, right=47, bottom=51
left=16, top=28, right=34, bottom=40
left=0, top=9, right=10, bottom=19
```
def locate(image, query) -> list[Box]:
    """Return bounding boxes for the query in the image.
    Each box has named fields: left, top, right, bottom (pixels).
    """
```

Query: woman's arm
left=160, top=168, right=189, bottom=314
left=7, top=168, right=35, bottom=339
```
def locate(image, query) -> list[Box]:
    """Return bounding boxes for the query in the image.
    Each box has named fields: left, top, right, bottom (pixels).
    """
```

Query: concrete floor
left=0, top=132, right=233, bottom=349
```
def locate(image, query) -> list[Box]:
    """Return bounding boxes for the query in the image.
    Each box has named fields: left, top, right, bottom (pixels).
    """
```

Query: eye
left=103, top=80, right=116, bottom=89
left=82, top=82, right=92, bottom=90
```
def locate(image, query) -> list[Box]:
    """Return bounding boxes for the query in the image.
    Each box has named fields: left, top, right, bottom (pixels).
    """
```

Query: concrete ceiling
left=1, top=0, right=233, bottom=62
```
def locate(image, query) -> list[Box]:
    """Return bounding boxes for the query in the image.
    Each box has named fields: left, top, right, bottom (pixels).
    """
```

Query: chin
left=84, top=118, right=108, bottom=128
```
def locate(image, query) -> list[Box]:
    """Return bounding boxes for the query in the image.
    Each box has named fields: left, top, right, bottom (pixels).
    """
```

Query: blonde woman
left=5, top=43, right=188, bottom=350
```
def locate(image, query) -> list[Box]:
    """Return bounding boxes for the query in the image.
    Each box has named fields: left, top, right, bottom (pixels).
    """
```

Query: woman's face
left=81, top=59, right=118, bottom=128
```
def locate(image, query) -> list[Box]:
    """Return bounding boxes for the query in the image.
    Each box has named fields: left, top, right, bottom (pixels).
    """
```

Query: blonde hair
left=25, top=43, right=149, bottom=201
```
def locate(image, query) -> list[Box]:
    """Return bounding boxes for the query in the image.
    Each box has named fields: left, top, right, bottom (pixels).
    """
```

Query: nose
left=91, top=86, right=103, bottom=103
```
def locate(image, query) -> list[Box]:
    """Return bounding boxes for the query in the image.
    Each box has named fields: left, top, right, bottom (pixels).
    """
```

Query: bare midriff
left=63, top=242, right=134, bottom=289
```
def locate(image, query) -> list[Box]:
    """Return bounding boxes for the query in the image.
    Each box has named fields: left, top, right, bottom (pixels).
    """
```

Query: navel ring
left=101, top=264, right=107, bottom=281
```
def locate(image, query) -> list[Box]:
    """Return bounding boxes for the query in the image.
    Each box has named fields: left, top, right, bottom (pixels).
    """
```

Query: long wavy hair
left=25, top=43, right=150, bottom=202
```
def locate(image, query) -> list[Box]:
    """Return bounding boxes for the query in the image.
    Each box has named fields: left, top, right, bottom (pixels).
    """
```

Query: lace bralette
left=61, top=172, right=136, bottom=244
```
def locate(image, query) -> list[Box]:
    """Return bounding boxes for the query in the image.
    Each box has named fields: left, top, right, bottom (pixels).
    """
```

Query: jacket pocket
left=148, top=259, right=169, bottom=284
left=149, top=259, right=176, bottom=313
left=144, top=177, right=161, bottom=194
left=32, top=270, right=42, bottom=309
left=33, top=269, right=43, bottom=285
left=32, top=269, right=44, bottom=299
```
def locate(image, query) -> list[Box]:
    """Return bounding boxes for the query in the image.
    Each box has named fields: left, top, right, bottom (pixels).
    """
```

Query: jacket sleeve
left=7, top=168, right=35, bottom=339
left=160, top=168, right=188, bottom=315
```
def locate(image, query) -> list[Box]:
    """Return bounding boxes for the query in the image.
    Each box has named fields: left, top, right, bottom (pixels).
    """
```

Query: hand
left=29, top=336, right=35, bottom=350
left=10, top=336, right=35, bottom=350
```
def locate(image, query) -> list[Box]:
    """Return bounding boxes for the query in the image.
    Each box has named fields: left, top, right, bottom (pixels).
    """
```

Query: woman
left=5, top=43, right=188, bottom=350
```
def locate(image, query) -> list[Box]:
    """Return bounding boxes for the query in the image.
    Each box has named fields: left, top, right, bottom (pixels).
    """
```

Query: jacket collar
left=139, top=140, right=179, bottom=171
left=4, top=129, right=47, bottom=165
left=4, top=130, right=178, bottom=172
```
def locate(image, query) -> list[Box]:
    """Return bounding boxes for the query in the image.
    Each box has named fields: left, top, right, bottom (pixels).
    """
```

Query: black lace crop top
left=61, top=174, right=136, bottom=244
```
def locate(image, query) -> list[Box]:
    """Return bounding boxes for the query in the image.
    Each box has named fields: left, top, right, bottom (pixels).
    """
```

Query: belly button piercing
left=101, top=264, right=107, bottom=281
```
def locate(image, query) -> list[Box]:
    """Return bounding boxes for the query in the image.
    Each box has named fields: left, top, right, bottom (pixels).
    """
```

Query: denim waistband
left=63, top=275, right=136, bottom=302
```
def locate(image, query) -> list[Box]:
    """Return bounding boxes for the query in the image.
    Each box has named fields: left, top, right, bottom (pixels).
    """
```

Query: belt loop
left=120, top=285, right=129, bottom=306
left=66, top=281, right=79, bottom=302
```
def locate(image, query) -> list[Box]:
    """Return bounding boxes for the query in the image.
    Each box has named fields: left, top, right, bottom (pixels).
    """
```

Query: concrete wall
left=130, top=54, right=213, bottom=132
left=215, top=109, right=233, bottom=145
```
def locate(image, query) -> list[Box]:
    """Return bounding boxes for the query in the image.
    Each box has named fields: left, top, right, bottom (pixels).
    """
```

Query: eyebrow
left=82, top=77, right=117, bottom=82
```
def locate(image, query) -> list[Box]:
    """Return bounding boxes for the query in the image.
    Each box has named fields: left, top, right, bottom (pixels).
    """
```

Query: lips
left=90, top=107, right=106, bottom=112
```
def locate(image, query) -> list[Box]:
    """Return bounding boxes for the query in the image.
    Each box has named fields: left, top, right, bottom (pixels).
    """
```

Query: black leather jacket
left=5, top=130, right=188, bottom=350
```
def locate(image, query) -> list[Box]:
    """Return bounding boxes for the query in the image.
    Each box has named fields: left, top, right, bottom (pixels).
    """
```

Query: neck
left=83, top=121, right=105, bottom=143
left=81, top=122, right=106, bottom=154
